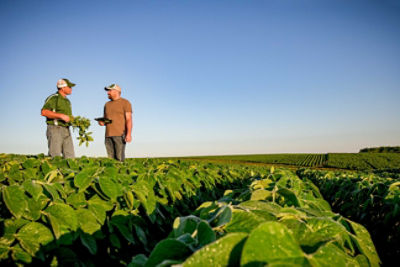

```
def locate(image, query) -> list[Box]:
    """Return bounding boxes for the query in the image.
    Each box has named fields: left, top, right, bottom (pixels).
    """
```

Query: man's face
left=61, top=86, right=72, bottom=95
left=107, top=89, right=119, bottom=100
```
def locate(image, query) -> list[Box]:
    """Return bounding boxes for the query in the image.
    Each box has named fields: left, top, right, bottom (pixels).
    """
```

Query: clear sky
left=0, top=0, right=399, bottom=157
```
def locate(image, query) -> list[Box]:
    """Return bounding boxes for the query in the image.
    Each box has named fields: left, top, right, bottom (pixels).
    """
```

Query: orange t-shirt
left=104, top=98, right=132, bottom=137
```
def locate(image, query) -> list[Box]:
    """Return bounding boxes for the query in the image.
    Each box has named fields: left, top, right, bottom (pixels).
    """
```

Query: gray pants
left=46, top=125, right=75, bottom=158
left=105, top=136, right=126, bottom=162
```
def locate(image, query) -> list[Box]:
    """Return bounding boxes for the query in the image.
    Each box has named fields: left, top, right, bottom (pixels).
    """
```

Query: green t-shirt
left=42, top=92, right=72, bottom=127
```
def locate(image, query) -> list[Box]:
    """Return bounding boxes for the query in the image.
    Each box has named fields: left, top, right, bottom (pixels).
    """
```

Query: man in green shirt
left=41, top=78, right=76, bottom=158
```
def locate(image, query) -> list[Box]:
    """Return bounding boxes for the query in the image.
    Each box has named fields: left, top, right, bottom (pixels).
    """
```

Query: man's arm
left=41, top=109, right=71, bottom=122
left=98, top=106, right=105, bottom=126
left=125, top=112, right=132, bottom=142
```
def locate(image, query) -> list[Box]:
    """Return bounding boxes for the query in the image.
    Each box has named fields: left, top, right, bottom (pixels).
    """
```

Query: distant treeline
left=359, top=146, right=400, bottom=153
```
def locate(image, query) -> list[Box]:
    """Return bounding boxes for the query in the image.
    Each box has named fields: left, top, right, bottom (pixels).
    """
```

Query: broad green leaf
left=196, top=221, right=216, bottom=247
left=66, top=192, right=87, bottom=209
left=250, top=189, right=272, bottom=200
left=183, top=233, right=248, bottom=267
left=23, top=198, right=42, bottom=221
left=171, top=216, right=201, bottom=237
left=308, top=243, right=359, bottom=267
left=22, top=180, right=43, bottom=201
left=80, top=233, right=97, bottom=255
left=99, top=176, right=121, bottom=200
left=76, top=209, right=101, bottom=234
left=135, top=225, right=148, bottom=247
left=45, top=203, right=78, bottom=239
left=348, top=220, right=380, bottom=267
left=74, top=167, right=97, bottom=192
left=209, top=206, right=232, bottom=227
left=239, top=200, right=281, bottom=214
left=277, top=188, right=300, bottom=207
left=110, top=234, right=121, bottom=248
left=298, top=218, right=346, bottom=249
left=11, top=244, right=32, bottom=264
left=88, top=203, right=107, bottom=225
left=43, top=184, right=60, bottom=201
left=2, top=218, right=29, bottom=245
left=224, top=209, right=266, bottom=233
left=2, top=185, right=27, bottom=218
left=111, top=211, right=135, bottom=243
left=146, top=239, right=192, bottom=267
left=16, top=222, right=54, bottom=256
left=132, top=180, right=157, bottom=215
left=355, top=254, right=370, bottom=266
left=88, top=195, right=114, bottom=210
left=129, top=254, right=147, bottom=267
left=241, top=221, right=304, bottom=265
left=0, top=244, right=9, bottom=260
left=250, top=209, right=276, bottom=221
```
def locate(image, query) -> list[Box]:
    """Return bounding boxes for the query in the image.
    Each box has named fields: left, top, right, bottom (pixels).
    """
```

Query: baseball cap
left=104, top=83, right=121, bottom=92
left=57, top=78, right=76, bottom=88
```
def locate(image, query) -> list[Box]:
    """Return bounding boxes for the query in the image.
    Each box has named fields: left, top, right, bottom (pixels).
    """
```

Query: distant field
left=186, top=153, right=400, bottom=170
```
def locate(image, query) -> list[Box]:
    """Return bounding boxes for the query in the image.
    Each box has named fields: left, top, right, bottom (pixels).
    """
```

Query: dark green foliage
left=136, top=169, right=380, bottom=267
left=360, top=146, right=400, bottom=153
left=297, top=168, right=400, bottom=265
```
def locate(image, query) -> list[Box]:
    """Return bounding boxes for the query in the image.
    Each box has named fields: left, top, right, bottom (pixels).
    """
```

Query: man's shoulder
left=120, top=98, right=132, bottom=106
left=45, top=93, right=58, bottom=101
left=43, top=93, right=59, bottom=106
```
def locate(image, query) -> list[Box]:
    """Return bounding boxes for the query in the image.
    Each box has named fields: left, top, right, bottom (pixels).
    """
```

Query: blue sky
left=0, top=0, right=399, bottom=157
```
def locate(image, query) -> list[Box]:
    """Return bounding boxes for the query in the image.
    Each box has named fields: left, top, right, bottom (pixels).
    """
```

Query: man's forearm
left=126, top=118, right=132, bottom=136
left=41, top=109, right=70, bottom=122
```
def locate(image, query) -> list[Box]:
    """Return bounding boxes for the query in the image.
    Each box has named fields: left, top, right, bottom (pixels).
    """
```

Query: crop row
left=0, top=154, right=266, bottom=265
left=133, top=169, right=379, bottom=266
left=191, top=153, right=400, bottom=170
left=0, top=154, right=382, bottom=266
left=296, top=168, right=400, bottom=265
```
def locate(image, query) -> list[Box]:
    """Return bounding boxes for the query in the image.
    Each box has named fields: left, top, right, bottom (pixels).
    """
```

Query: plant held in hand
left=69, top=116, right=94, bottom=146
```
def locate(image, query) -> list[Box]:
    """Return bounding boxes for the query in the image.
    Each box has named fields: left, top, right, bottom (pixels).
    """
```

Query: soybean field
left=0, top=153, right=399, bottom=266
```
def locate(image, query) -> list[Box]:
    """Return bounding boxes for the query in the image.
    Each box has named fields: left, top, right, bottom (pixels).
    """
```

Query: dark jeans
left=105, top=136, right=126, bottom=162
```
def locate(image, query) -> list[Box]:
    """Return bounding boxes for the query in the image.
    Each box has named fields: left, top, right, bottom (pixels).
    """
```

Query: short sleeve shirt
left=104, top=98, right=132, bottom=137
left=42, top=92, right=72, bottom=127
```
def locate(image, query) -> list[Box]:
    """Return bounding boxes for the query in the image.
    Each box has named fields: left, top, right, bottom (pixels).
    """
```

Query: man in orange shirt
left=98, top=84, right=133, bottom=162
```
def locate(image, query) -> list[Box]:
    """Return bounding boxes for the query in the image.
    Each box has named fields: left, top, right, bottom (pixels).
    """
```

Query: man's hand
left=60, top=114, right=71, bottom=123
left=125, top=135, right=132, bottom=143
left=98, top=121, right=105, bottom=126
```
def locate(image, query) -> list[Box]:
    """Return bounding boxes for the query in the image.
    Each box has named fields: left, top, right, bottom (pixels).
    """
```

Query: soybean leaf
left=11, top=244, right=32, bottom=264
left=208, top=206, right=232, bottom=228
left=250, top=189, right=272, bottom=201
left=196, top=221, right=216, bottom=247
left=45, top=203, right=78, bottom=239
left=224, top=209, right=266, bottom=233
left=74, top=167, right=97, bottom=192
left=2, top=185, right=27, bottom=219
left=241, top=221, right=304, bottom=265
left=183, top=233, right=248, bottom=267
left=348, top=220, right=380, bottom=267
left=171, top=216, right=202, bottom=238
left=99, top=176, right=121, bottom=201
left=76, top=209, right=102, bottom=235
left=16, top=222, right=54, bottom=256
left=22, top=180, right=43, bottom=201
left=308, top=243, right=359, bottom=267
left=145, top=239, right=191, bottom=267
left=80, top=233, right=97, bottom=255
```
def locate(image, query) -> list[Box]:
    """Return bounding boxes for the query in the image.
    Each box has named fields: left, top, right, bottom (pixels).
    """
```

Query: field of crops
left=190, top=153, right=400, bottom=170
left=0, top=153, right=388, bottom=266
left=297, top=168, right=400, bottom=265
